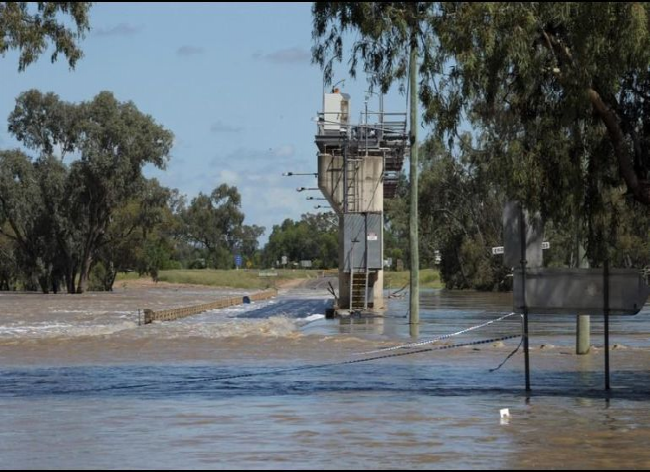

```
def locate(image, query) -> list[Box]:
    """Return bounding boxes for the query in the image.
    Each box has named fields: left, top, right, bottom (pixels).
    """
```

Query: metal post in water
left=522, top=315, right=531, bottom=392
left=519, top=204, right=531, bottom=392
left=604, top=258, right=610, bottom=391
left=408, top=30, right=420, bottom=338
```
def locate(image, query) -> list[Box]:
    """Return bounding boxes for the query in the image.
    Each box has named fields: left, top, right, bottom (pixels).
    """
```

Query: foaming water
left=0, top=320, right=138, bottom=338
left=2, top=287, right=650, bottom=468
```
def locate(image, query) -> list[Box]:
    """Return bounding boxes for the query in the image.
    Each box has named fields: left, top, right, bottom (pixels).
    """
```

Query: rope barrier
left=52, top=333, right=521, bottom=396
left=388, top=282, right=409, bottom=298
left=35, top=308, right=525, bottom=396
left=489, top=337, right=523, bottom=373
left=358, top=312, right=519, bottom=355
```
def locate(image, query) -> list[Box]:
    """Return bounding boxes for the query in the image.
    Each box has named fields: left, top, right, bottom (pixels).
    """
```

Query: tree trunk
left=77, top=255, right=92, bottom=294
left=38, top=275, right=49, bottom=294
left=66, top=271, right=75, bottom=294
left=408, top=28, right=420, bottom=337
left=103, top=261, right=117, bottom=291
left=77, top=224, right=103, bottom=294
left=587, top=89, right=650, bottom=205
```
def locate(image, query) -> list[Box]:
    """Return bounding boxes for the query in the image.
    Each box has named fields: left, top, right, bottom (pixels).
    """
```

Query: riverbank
left=115, top=268, right=324, bottom=290
left=115, top=268, right=444, bottom=291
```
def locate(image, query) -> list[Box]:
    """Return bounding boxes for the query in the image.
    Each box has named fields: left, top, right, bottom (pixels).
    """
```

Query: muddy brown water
left=1, top=286, right=650, bottom=469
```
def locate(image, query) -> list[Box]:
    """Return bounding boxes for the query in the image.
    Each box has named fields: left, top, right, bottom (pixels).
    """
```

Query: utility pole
left=408, top=18, right=420, bottom=338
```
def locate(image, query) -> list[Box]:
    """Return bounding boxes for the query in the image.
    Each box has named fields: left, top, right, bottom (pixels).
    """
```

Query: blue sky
left=0, top=2, right=408, bottom=242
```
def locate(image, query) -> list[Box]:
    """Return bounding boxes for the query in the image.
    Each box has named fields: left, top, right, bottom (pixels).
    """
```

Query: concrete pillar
left=576, top=315, right=591, bottom=355
left=319, top=148, right=386, bottom=312
left=372, top=270, right=385, bottom=310
left=576, top=240, right=591, bottom=355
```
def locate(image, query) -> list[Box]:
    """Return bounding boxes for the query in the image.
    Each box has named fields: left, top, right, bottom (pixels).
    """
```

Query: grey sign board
left=503, top=201, right=544, bottom=268
left=343, top=212, right=382, bottom=271
left=514, top=268, right=650, bottom=315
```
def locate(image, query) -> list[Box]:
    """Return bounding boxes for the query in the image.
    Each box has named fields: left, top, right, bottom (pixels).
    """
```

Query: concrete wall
left=322, top=152, right=385, bottom=311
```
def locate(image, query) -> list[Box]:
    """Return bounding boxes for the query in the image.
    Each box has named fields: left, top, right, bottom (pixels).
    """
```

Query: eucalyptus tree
left=183, top=184, right=246, bottom=269
left=0, top=150, right=54, bottom=292
left=0, top=231, right=17, bottom=290
left=97, top=178, right=179, bottom=290
left=236, top=224, right=266, bottom=264
left=419, top=136, right=509, bottom=290
left=0, top=2, right=91, bottom=71
left=428, top=2, right=650, bottom=261
left=262, top=212, right=338, bottom=269
left=7, top=90, right=174, bottom=293
left=312, top=2, right=437, bottom=330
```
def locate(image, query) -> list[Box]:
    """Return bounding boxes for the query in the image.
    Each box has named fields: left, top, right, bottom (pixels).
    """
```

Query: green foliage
left=181, top=184, right=265, bottom=270
left=312, top=2, right=436, bottom=92
left=426, top=2, right=650, bottom=263
left=263, top=212, right=338, bottom=269
left=384, top=268, right=442, bottom=289
left=2, top=90, right=174, bottom=293
left=236, top=224, right=265, bottom=263
left=0, top=222, right=18, bottom=290
left=417, top=136, right=510, bottom=290
left=95, top=179, right=180, bottom=287
left=0, top=149, right=55, bottom=292
left=0, top=2, right=92, bottom=71
left=88, top=261, right=110, bottom=292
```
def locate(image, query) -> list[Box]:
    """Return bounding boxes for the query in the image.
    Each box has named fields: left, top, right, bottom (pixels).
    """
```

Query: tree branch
left=587, top=88, right=650, bottom=204
left=540, top=28, right=650, bottom=205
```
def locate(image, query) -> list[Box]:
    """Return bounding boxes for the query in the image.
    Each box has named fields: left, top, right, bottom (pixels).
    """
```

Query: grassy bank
left=116, top=268, right=443, bottom=290
left=384, top=269, right=443, bottom=290
left=116, top=269, right=317, bottom=290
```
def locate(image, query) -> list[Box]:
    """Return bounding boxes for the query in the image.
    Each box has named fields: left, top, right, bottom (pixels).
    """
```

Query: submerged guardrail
left=141, top=289, right=278, bottom=325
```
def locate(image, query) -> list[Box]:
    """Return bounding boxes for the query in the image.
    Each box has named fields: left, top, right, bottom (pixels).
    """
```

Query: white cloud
left=272, top=144, right=295, bottom=158
left=177, top=45, right=205, bottom=57
left=147, top=145, right=316, bottom=241
left=252, top=47, right=310, bottom=65
left=210, top=121, right=242, bottom=133
left=95, top=23, right=143, bottom=37
left=219, top=169, right=240, bottom=184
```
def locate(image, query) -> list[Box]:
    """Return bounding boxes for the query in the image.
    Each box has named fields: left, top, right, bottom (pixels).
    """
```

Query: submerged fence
left=141, top=289, right=277, bottom=325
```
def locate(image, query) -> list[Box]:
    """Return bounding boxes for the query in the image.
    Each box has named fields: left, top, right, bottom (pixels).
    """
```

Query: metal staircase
left=350, top=269, right=370, bottom=311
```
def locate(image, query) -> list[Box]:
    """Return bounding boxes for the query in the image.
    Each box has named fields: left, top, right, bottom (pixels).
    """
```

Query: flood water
left=1, top=286, right=650, bottom=469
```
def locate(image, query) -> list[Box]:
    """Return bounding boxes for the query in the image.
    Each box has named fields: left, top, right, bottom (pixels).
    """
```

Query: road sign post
left=503, top=201, right=650, bottom=392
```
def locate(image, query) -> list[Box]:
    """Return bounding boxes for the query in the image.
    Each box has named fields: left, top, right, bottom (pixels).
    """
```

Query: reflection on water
left=316, top=290, right=650, bottom=348
left=1, top=287, right=650, bottom=469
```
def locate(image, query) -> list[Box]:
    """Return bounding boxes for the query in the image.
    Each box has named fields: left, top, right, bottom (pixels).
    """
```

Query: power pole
left=408, top=21, right=420, bottom=338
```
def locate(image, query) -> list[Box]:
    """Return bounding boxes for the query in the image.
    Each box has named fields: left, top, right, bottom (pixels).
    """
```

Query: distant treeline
left=3, top=90, right=650, bottom=294
left=0, top=91, right=343, bottom=293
